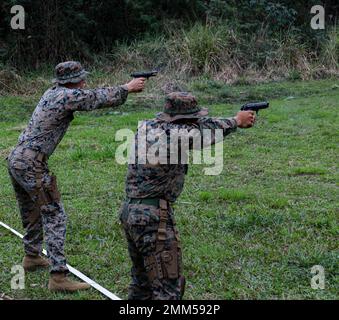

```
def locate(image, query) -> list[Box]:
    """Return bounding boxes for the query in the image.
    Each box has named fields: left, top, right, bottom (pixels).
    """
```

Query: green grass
left=290, top=167, right=328, bottom=176
left=199, top=188, right=254, bottom=202
left=0, top=78, right=338, bottom=300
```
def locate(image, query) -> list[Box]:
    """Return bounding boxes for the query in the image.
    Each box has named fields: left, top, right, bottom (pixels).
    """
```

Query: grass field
left=0, top=78, right=338, bottom=300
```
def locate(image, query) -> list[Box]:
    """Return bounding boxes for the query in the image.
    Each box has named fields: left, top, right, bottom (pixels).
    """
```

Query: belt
left=128, top=198, right=161, bottom=207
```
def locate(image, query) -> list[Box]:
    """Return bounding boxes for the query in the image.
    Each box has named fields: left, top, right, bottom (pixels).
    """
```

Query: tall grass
left=0, top=23, right=338, bottom=96
left=111, top=23, right=338, bottom=83
left=320, top=27, right=339, bottom=71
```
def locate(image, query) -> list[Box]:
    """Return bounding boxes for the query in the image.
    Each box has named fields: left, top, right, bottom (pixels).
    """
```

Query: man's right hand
left=235, top=111, right=256, bottom=128
left=125, top=78, right=146, bottom=93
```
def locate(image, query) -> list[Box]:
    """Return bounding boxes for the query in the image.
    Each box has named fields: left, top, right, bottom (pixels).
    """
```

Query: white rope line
left=0, top=221, right=121, bottom=300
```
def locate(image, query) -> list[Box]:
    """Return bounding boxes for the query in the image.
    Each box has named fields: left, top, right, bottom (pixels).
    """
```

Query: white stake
left=0, top=221, right=121, bottom=300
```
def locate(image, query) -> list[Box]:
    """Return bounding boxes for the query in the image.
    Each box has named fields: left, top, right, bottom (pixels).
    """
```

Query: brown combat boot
left=22, top=255, right=50, bottom=272
left=48, top=272, right=91, bottom=292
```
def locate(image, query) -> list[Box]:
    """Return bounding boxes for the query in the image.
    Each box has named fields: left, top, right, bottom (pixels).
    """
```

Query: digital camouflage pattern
left=8, top=83, right=129, bottom=273
left=120, top=201, right=183, bottom=300
left=8, top=147, right=68, bottom=272
left=164, top=92, right=200, bottom=114
left=53, top=61, right=89, bottom=84
left=18, top=85, right=128, bottom=156
left=157, top=91, right=208, bottom=122
left=121, top=105, right=238, bottom=300
left=126, top=116, right=238, bottom=202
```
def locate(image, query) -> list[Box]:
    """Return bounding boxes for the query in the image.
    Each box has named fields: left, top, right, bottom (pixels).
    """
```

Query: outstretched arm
left=184, top=111, right=255, bottom=149
left=65, top=78, right=146, bottom=112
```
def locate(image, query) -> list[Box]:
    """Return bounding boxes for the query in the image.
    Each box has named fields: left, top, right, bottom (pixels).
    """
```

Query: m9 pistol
left=131, top=70, right=158, bottom=79
left=241, top=101, right=269, bottom=114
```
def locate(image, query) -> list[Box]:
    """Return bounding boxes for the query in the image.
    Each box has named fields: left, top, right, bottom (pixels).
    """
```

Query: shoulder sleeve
left=195, top=117, right=238, bottom=147
left=197, top=117, right=237, bottom=133
left=164, top=117, right=237, bottom=152
left=65, top=85, right=129, bottom=111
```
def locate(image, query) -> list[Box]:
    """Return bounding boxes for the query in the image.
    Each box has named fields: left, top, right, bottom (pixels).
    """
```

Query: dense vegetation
left=0, top=1, right=338, bottom=88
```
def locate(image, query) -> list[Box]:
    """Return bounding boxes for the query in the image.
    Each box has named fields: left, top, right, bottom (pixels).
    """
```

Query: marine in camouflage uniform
left=7, top=61, right=134, bottom=288
left=120, top=92, right=254, bottom=300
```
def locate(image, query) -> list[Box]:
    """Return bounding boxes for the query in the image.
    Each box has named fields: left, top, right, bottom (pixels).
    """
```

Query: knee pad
left=44, top=175, right=61, bottom=203
left=35, top=175, right=61, bottom=207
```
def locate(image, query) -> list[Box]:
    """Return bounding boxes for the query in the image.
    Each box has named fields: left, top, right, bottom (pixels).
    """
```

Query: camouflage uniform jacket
left=16, top=85, right=129, bottom=156
left=126, top=117, right=237, bottom=202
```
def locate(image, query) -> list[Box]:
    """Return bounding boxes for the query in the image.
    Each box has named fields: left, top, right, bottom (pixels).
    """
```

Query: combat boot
left=22, top=254, right=50, bottom=272
left=48, top=272, right=91, bottom=292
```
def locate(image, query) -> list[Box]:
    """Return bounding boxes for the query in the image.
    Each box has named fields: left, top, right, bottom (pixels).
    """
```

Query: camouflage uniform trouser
left=7, top=147, right=68, bottom=273
left=119, top=198, right=185, bottom=300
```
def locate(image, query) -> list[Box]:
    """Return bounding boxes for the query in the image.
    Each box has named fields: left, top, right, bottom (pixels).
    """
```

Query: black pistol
left=241, top=101, right=269, bottom=114
left=131, top=70, right=158, bottom=79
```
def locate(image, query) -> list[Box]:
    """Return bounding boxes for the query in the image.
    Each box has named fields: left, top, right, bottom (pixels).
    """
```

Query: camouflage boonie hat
left=156, top=92, right=208, bottom=122
left=53, top=61, right=89, bottom=84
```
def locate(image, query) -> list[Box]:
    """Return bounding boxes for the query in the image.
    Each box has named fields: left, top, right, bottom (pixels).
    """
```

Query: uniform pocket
left=9, top=160, right=29, bottom=171
left=127, top=213, right=150, bottom=226
left=127, top=204, right=159, bottom=226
